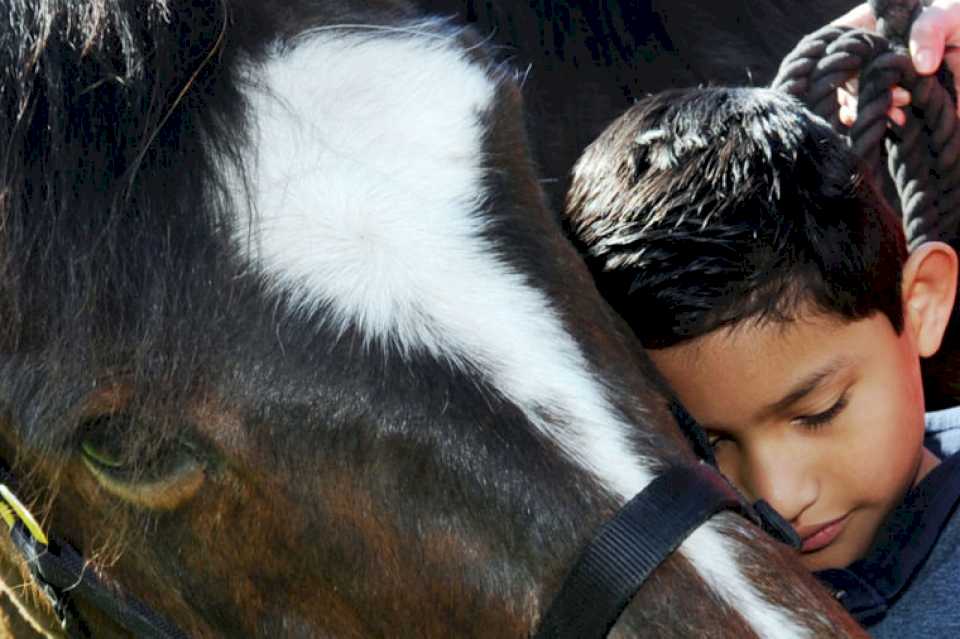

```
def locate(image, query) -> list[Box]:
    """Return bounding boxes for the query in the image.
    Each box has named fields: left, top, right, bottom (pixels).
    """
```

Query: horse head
left=0, top=1, right=864, bottom=636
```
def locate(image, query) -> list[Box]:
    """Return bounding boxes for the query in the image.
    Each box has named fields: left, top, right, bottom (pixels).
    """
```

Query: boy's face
left=648, top=311, right=938, bottom=571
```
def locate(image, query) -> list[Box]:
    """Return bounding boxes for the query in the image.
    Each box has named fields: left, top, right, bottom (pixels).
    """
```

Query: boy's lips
left=797, top=514, right=849, bottom=553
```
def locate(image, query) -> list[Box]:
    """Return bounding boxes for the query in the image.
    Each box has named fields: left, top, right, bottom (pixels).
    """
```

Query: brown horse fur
left=0, top=1, right=869, bottom=637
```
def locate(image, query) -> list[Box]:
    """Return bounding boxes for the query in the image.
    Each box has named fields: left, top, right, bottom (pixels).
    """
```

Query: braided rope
left=772, top=0, right=960, bottom=250
left=873, top=0, right=923, bottom=44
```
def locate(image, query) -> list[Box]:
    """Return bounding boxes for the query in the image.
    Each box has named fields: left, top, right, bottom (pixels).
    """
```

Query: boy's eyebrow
left=758, top=357, right=850, bottom=419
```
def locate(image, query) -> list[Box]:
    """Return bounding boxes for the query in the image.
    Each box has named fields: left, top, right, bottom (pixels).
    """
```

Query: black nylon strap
left=8, top=523, right=88, bottom=638
left=670, top=401, right=801, bottom=549
left=0, top=461, right=187, bottom=639
left=533, top=463, right=750, bottom=639
left=669, top=401, right=716, bottom=467
left=754, top=498, right=802, bottom=549
left=21, top=529, right=188, bottom=639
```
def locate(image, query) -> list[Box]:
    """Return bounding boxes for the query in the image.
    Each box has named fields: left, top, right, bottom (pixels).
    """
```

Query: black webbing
left=533, top=463, right=750, bottom=639
left=670, top=402, right=801, bottom=549
left=669, top=401, right=716, bottom=467
left=22, top=530, right=188, bottom=638
left=0, top=462, right=187, bottom=639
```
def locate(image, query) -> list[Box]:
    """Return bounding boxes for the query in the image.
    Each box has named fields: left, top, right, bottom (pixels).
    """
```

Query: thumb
left=909, top=3, right=960, bottom=75
left=830, top=3, right=877, bottom=30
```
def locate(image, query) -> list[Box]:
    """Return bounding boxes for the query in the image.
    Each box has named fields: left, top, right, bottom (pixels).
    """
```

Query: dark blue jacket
left=815, top=407, right=960, bottom=636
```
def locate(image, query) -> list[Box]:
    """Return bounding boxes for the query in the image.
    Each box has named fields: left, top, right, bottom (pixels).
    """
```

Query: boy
left=565, top=87, right=960, bottom=635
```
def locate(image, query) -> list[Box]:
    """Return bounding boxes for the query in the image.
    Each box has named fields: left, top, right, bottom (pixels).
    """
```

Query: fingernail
left=915, top=49, right=936, bottom=74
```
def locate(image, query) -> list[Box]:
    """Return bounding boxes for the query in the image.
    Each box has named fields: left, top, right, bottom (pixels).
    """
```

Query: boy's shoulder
left=869, top=525, right=960, bottom=636
left=925, top=406, right=960, bottom=457
left=815, top=418, right=960, bottom=632
left=867, top=447, right=960, bottom=636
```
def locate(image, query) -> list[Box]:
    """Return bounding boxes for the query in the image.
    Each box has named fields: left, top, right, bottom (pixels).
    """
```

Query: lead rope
left=773, top=0, right=960, bottom=250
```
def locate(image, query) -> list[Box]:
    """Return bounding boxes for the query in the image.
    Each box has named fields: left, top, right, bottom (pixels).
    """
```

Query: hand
left=832, top=0, right=960, bottom=125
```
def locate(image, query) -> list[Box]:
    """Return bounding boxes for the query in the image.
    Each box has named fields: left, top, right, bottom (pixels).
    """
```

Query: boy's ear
left=902, top=241, right=959, bottom=357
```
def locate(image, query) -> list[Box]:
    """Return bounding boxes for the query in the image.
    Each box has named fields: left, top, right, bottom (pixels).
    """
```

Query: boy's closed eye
left=794, top=393, right=850, bottom=430
left=705, top=391, right=851, bottom=450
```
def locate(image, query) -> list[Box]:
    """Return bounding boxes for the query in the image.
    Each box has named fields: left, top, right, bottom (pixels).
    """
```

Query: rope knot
left=872, top=0, right=923, bottom=47
left=773, top=1, right=960, bottom=250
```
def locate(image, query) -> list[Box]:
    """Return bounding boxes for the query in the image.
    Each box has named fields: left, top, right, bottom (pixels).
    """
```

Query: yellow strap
left=0, top=485, right=48, bottom=546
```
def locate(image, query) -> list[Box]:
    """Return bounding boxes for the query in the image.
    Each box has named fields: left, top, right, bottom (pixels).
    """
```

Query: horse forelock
left=1, top=0, right=203, bottom=471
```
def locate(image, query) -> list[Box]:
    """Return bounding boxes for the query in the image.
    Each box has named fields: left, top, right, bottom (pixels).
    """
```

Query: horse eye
left=78, top=415, right=206, bottom=510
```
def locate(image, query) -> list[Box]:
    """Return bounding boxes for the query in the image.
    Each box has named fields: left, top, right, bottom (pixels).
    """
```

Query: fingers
left=890, top=86, right=910, bottom=126
left=910, top=5, right=949, bottom=73
left=831, top=1, right=960, bottom=121
left=838, top=87, right=855, bottom=126
left=909, top=1, right=960, bottom=74
left=832, top=1, right=960, bottom=76
left=892, top=86, right=912, bottom=108
left=837, top=79, right=860, bottom=127
left=831, top=3, right=876, bottom=30
left=837, top=86, right=910, bottom=127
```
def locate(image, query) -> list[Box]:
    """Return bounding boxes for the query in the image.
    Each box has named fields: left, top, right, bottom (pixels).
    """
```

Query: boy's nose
left=743, top=441, right=818, bottom=524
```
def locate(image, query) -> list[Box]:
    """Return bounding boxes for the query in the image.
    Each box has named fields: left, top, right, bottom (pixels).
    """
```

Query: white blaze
left=232, top=23, right=811, bottom=638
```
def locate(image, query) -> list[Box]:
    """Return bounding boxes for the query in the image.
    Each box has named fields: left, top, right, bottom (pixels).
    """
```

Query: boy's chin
left=798, top=545, right=860, bottom=573
left=799, top=551, right=846, bottom=573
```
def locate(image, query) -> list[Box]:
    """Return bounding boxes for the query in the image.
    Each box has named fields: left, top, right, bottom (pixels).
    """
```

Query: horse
left=0, top=0, right=868, bottom=636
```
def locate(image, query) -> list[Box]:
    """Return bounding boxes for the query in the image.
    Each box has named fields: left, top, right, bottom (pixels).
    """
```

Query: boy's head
left=567, top=87, right=958, bottom=570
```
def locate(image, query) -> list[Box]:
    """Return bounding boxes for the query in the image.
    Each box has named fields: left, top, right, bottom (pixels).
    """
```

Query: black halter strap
left=669, top=401, right=717, bottom=467
left=534, top=463, right=759, bottom=639
left=0, top=460, right=187, bottom=639
left=670, top=400, right=800, bottom=546
left=534, top=455, right=800, bottom=638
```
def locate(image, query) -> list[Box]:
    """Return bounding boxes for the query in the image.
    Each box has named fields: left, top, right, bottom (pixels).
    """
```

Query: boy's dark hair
left=565, top=87, right=909, bottom=349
